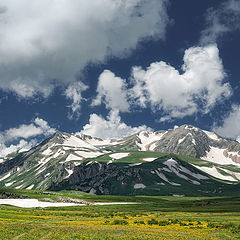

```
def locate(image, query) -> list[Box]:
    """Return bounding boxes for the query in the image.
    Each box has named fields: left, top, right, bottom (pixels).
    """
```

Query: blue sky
left=0, top=0, right=240, bottom=156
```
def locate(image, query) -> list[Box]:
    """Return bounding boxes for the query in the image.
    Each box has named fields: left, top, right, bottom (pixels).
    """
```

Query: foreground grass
left=0, top=190, right=239, bottom=239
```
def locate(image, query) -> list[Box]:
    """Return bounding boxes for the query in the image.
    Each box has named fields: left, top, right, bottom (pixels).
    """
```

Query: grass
left=0, top=189, right=239, bottom=239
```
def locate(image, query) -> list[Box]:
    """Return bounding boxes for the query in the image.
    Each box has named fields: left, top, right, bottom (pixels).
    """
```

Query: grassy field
left=0, top=189, right=239, bottom=239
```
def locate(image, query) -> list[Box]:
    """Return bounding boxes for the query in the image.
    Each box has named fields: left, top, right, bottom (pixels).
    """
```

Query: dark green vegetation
left=0, top=189, right=239, bottom=239
left=51, top=154, right=240, bottom=196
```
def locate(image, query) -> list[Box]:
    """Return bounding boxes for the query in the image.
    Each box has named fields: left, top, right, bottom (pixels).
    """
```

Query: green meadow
left=0, top=189, right=239, bottom=239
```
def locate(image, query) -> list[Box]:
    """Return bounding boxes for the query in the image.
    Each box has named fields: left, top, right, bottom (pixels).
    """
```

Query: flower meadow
left=0, top=190, right=239, bottom=239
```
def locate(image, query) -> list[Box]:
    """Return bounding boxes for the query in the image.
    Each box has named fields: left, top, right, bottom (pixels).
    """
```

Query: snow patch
left=63, top=136, right=98, bottom=150
left=66, top=154, right=83, bottom=162
left=107, top=160, right=113, bottom=165
left=5, top=181, right=14, bottom=187
left=109, top=152, right=129, bottom=160
left=26, top=184, right=34, bottom=190
left=202, top=147, right=240, bottom=166
left=0, top=172, right=11, bottom=181
left=15, top=184, right=24, bottom=189
left=203, top=130, right=220, bottom=141
left=64, top=168, right=73, bottom=179
left=0, top=199, right=84, bottom=208
left=137, top=131, right=167, bottom=151
left=42, top=145, right=55, bottom=156
left=142, top=157, right=157, bottom=162
left=86, top=161, right=93, bottom=166
left=220, top=168, right=240, bottom=180
left=178, top=133, right=196, bottom=145
left=194, top=165, right=237, bottom=182
left=75, top=151, right=103, bottom=159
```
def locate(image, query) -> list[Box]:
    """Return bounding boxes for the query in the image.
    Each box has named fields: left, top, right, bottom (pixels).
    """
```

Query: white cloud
left=81, top=110, right=152, bottom=139
left=0, top=117, right=56, bottom=157
left=92, top=70, right=129, bottom=112
left=0, top=0, right=169, bottom=98
left=4, top=118, right=55, bottom=142
left=65, top=82, right=88, bottom=118
left=200, top=0, right=240, bottom=44
left=130, top=44, right=231, bottom=121
left=0, top=139, right=37, bottom=158
left=213, top=105, right=240, bottom=141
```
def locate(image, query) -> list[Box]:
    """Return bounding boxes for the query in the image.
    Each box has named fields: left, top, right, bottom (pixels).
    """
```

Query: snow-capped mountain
left=0, top=125, right=239, bottom=195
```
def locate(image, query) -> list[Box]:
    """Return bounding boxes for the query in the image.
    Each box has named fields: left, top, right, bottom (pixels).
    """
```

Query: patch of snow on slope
left=64, top=168, right=73, bottom=179
left=84, top=137, right=120, bottom=146
left=142, top=157, right=157, bottom=162
left=36, top=167, right=46, bottom=176
left=15, top=184, right=24, bottom=189
left=63, top=136, right=98, bottom=150
left=178, top=136, right=186, bottom=144
left=219, top=168, right=240, bottom=181
left=137, top=131, right=167, bottom=151
left=65, top=154, right=83, bottom=162
left=42, top=144, right=55, bottom=155
left=149, top=142, right=158, bottom=151
left=134, top=183, right=146, bottom=189
left=26, top=184, right=34, bottom=190
left=0, top=172, right=11, bottom=181
left=0, top=199, right=84, bottom=208
left=86, top=161, right=93, bottom=166
left=178, top=133, right=196, bottom=145
left=202, top=147, right=239, bottom=166
left=75, top=151, right=103, bottom=159
left=203, top=130, right=220, bottom=141
left=5, top=181, right=14, bottom=187
left=0, top=159, right=4, bottom=163
left=194, top=165, right=236, bottom=182
left=109, top=152, right=129, bottom=159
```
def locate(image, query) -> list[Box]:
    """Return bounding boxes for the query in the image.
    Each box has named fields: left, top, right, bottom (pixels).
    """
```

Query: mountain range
left=0, top=125, right=239, bottom=196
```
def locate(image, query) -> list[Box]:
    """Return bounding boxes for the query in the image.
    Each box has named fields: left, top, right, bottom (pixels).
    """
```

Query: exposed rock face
left=135, top=125, right=240, bottom=163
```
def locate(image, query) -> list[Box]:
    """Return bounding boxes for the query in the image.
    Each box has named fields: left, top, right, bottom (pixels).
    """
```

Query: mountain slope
left=0, top=125, right=240, bottom=194
left=50, top=155, right=238, bottom=196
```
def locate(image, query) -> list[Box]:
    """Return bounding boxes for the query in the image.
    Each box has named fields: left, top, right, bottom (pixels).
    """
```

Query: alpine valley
left=0, top=125, right=240, bottom=196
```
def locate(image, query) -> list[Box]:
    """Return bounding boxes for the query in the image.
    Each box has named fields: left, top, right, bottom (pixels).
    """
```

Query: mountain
left=0, top=125, right=239, bottom=196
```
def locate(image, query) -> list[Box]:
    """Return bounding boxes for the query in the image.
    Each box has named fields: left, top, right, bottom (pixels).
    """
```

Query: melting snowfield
left=202, top=147, right=240, bottom=166
left=0, top=199, right=136, bottom=208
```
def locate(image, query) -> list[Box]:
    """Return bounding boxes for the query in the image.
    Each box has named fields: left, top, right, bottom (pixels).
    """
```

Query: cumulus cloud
left=65, top=82, right=88, bottom=118
left=130, top=44, right=231, bottom=121
left=92, top=70, right=129, bottom=112
left=213, top=105, right=240, bottom=141
left=0, top=118, right=56, bottom=157
left=0, top=0, right=169, bottom=98
left=81, top=110, right=152, bottom=139
left=0, top=139, right=37, bottom=158
left=200, top=0, right=240, bottom=44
